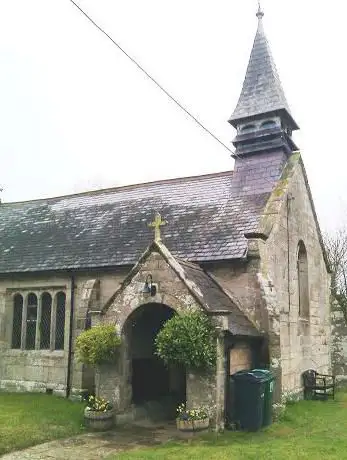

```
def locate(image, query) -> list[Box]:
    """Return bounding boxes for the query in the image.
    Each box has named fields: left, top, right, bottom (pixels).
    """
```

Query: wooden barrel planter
left=176, top=418, right=209, bottom=432
left=84, top=408, right=114, bottom=431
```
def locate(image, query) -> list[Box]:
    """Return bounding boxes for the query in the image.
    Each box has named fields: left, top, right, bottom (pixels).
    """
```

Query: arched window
left=241, top=124, right=256, bottom=132
left=26, top=293, right=38, bottom=349
left=40, top=292, right=52, bottom=349
left=260, top=120, right=276, bottom=129
left=297, top=241, right=309, bottom=318
left=85, top=309, right=92, bottom=330
left=12, top=294, right=23, bottom=349
left=55, top=292, right=66, bottom=350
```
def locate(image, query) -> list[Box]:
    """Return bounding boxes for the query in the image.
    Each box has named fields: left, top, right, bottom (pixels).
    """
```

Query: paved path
left=1, top=422, right=187, bottom=460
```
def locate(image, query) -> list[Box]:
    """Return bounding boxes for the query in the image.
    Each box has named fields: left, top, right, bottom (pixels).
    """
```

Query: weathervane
left=148, top=212, right=167, bottom=242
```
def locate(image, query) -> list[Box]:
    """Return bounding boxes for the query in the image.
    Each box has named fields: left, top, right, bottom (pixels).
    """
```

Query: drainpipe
left=224, top=340, right=232, bottom=428
left=66, top=274, right=75, bottom=398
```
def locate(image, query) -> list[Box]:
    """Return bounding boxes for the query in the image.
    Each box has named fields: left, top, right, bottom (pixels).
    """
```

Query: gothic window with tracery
left=11, top=290, right=66, bottom=350
left=55, top=292, right=66, bottom=350
left=11, top=294, right=23, bottom=349
left=25, top=293, right=38, bottom=350
left=40, top=292, right=52, bottom=349
left=297, top=241, right=309, bottom=318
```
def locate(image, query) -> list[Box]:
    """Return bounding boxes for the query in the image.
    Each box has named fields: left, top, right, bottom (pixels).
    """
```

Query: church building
left=0, top=7, right=331, bottom=429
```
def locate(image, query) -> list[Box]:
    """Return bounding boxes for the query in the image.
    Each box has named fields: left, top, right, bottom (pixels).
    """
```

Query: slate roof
left=178, top=260, right=260, bottom=336
left=229, top=12, right=298, bottom=129
left=0, top=171, right=270, bottom=273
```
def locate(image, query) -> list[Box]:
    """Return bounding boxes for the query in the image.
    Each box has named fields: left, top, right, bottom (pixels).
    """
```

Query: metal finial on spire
left=256, top=1, right=264, bottom=19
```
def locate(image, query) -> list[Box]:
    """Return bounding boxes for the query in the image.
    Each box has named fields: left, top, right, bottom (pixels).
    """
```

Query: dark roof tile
left=229, top=15, right=297, bottom=129
left=0, top=171, right=269, bottom=273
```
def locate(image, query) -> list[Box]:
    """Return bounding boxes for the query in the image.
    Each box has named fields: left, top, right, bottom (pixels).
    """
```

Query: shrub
left=75, top=324, right=121, bottom=366
left=155, top=311, right=216, bottom=370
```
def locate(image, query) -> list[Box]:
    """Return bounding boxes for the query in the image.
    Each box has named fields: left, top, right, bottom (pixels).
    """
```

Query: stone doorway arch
left=122, top=303, right=186, bottom=415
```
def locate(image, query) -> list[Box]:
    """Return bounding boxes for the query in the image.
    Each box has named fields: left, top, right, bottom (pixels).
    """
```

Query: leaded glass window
left=26, top=293, right=38, bottom=350
left=55, top=292, right=66, bottom=350
left=11, top=294, right=23, bottom=349
left=40, top=292, right=52, bottom=349
left=11, top=289, right=66, bottom=351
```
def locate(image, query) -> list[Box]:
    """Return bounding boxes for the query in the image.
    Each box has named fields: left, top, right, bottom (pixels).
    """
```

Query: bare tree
left=324, top=228, right=347, bottom=323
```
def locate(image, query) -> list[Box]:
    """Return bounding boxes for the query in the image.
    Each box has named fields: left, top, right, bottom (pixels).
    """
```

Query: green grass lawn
left=2, top=391, right=347, bottom=459
left=0, top=392, right=85, bottom=456
left=112, top=392, right=347, bottom=460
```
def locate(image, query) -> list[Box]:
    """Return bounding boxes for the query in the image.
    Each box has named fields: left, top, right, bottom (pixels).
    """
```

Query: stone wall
left=0, top=273, right=70, bottom=395
left=186, top=371, right=217, bottom=415
left=331, top=299, right=347, bottom=382
left=259, top=159, right=331, bottom=393
left=208, top=260, right=266, bottom=334
left=208, top=258, right=278, bottom=390
left=0, top=270, right=126, bottom=396
left=0, top=349, right=68, bottom=395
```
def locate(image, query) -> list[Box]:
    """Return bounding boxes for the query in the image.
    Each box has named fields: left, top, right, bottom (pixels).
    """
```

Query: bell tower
left=229, top=5, right=299, bottom=157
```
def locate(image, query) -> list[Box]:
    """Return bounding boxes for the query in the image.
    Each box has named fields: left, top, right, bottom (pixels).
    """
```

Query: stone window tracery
left=25, top=293, right=38, bottom=349
left=297, top=240, right=309, bottom=319
left=10, top=290, right=66, bottom=351
left=55, top=292, right=66, bottom=350
left=40, top=292, right=52, bottom=349
left=11, top=294, right=23, bottom=349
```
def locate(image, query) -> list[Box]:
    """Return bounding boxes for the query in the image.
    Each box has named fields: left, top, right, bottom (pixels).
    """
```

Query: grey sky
left=0, top=1, right=346, bottom=231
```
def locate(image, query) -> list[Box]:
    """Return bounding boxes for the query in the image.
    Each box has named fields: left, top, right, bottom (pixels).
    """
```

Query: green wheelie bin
left=232, top=370, right=267, bottom=431
left=252, top=369, right=275, bottom=426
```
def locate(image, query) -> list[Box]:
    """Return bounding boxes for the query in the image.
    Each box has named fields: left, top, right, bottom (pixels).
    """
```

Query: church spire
left=229, top=5, right=299, bottom=156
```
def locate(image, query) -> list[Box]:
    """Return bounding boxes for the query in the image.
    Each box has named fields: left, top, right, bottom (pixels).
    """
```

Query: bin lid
left=232, top=370, right=268, bottom=383
left=252, top=369, right=275, bottom=382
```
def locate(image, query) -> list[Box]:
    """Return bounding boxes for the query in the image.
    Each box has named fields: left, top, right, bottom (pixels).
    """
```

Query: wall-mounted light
left=142, top=274, right=157, bottom=297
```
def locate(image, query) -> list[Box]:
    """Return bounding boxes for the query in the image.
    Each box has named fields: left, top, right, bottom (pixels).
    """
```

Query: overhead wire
left=69, top=0, right=235, bottom=156
left=68, top=0, right=297, bottom=235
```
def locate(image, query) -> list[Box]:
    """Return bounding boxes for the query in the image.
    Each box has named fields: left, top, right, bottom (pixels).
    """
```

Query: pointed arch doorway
left=123, top=303, right=186, bottom=414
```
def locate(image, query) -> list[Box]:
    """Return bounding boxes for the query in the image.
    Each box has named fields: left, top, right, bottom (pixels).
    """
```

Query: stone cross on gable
left=148, top=212, right=167, bottom=242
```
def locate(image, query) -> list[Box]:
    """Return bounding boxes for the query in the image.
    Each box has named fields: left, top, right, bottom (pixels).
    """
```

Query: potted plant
left=84, top=395, right=114, bottom=431
left=176, top=403, right=210, bottom=432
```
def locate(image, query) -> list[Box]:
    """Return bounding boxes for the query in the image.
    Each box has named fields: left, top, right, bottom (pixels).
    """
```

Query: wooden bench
left=302, top=369, right=336, bottom=400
